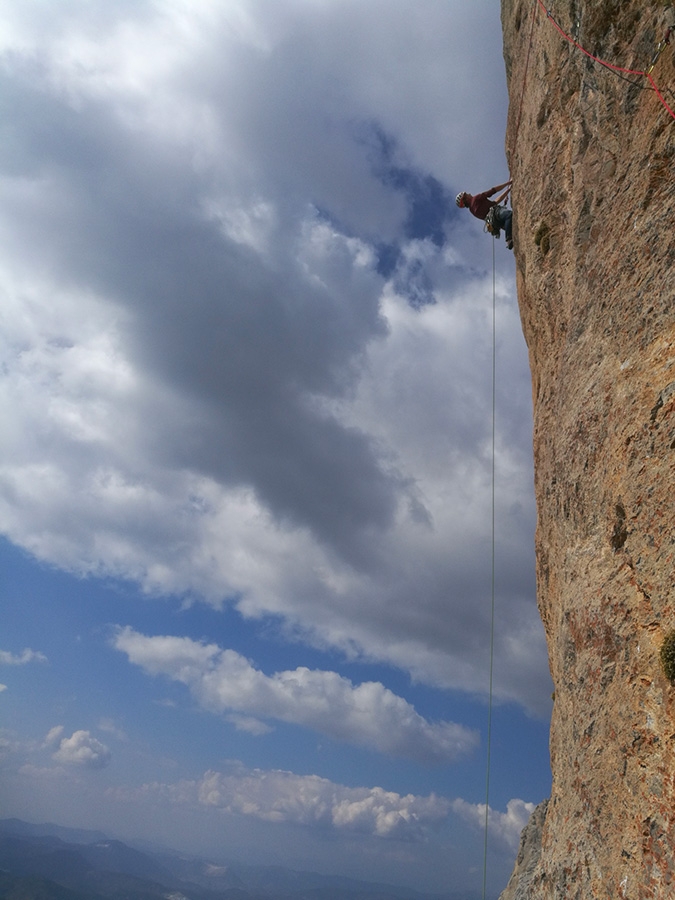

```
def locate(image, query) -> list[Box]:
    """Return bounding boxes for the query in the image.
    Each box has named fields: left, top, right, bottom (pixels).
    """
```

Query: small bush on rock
left=533, top=222, right=551, bottom=255
left=659, top=631, right=675, bottom=682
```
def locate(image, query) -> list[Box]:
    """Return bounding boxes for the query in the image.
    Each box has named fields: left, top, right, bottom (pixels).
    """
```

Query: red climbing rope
left=534, top=0, right=675, bottom=122
left=644, top=73, right=675, bottom=121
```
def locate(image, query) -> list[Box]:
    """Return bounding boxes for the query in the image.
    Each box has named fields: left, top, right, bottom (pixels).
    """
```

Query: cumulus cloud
left=51, top=729, right=112, bottom=769
left=113, top=627, right=478, bottom=763
left=0, top=648, right=47, bottom=665
left=0, top=0, right=550, bottom=718
left=44, top=725, right=65, bottom=747
left=452, top=797, right=536, bottom=851
left=0, top=727, right=110, bottom=778
left=113, top=765, right=450, bottom=840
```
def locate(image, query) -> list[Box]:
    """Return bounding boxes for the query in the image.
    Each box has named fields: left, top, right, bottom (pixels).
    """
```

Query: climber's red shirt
left=468, top=190, right=497, bottom=221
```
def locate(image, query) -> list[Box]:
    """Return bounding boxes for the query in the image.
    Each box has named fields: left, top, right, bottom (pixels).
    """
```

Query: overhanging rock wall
left=500, top=1, right=675, bottom=897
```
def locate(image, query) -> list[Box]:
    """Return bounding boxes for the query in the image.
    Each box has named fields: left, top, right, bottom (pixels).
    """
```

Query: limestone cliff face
left=500, top=1, right=675, bottom=897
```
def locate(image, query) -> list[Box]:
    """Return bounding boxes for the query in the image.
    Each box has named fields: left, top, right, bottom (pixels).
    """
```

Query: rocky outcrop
left=499, top=799, right=549, bottom=900
left=500, top=1, right=675, bottom=897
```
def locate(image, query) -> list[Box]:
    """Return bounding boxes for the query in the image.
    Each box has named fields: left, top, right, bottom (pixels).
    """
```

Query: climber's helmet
left=456, top=192, right=468, bottom=208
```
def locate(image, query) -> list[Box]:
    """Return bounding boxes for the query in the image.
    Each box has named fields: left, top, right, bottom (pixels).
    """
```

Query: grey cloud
left=0, top=0, right=550, bottom=713
left=0, top=60, right=398, bottom=566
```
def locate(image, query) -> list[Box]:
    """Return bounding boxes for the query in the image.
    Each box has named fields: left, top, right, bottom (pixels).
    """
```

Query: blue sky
left=0, top=2, right=551, bottom=897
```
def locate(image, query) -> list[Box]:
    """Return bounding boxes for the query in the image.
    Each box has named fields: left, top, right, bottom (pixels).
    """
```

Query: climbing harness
left=484, top=196, right=512, bottom=239
left=484, top=206, right=501, bottom=238
left=533, top=0, right=675, bottom=122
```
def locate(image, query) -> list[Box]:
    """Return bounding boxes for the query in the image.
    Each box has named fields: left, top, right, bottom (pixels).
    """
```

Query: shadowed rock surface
left=499, top=799, right=548, bottom=900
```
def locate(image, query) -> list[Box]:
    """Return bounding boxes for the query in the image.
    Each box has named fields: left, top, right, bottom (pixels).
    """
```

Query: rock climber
left=456, top=180, right=513, bottom=249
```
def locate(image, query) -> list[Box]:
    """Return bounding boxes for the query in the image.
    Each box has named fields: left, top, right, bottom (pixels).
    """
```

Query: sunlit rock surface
left=500, top=1, right=675, bottom=897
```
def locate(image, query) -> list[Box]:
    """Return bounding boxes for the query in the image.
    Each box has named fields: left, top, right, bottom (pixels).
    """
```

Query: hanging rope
left=535, top=0, right=675, bottom=121
left=481, top=234, right=498, bottom=900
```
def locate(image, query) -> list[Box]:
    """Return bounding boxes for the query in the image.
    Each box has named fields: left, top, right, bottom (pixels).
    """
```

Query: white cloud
left=0, top=648, right=48, bottom=665
left=44, top=725, right=65, bottom=747
left=452, top=797, right=536, bottom=851
left=227, top=715, right=273, bottom=736
left=0, top=684, right=6, bottom=693
left=51, top=729, right=112, bottom=769
left=113, top=627, right=478, bottom=763
left=112, top=765, right=450, bottom=840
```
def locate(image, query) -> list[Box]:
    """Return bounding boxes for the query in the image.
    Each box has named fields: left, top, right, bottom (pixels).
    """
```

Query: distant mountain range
left=0, top=819, right=482, bottom=900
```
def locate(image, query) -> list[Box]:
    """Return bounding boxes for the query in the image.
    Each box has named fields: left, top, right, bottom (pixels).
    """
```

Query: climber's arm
left=489, top=179, right=512, bottom=195
left=495, top=185, right=512, bottom=205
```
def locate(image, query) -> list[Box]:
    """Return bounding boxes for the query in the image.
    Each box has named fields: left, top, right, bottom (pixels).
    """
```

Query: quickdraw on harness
left=648, top=25, right=673, bottom=74
left=484, top=189, right=511, bottom=238
left=484, top=207, right=501, bottom=238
